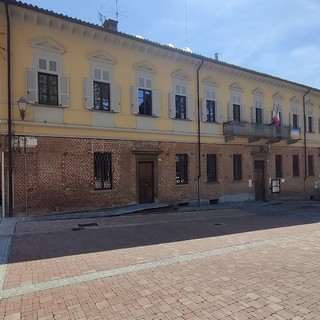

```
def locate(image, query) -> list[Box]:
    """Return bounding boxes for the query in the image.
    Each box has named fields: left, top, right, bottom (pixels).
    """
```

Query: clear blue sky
left=25, top=0, right=320, bottom=88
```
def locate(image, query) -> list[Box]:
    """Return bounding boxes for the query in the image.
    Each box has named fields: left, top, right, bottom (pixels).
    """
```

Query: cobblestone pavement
left=0, top=202, right=320, bottom=319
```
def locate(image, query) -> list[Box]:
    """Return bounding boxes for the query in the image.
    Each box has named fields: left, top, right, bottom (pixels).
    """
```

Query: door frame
left=133, top=150, right=161, bottom=204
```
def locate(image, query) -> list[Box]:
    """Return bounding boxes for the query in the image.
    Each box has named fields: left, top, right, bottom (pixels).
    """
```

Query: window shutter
left=110, top=82, right=120, bottom=112
left=228, top=103, right=233, bottom=121
left=26, top=68, right=37, bottom=103
left=187, top=95, right=194, bottom=120
left=297, top=114, right=302, bottom=128
left=201, top=98, right=207, bottom=122
left=59, top=74, right=69, bottom=107
left=318, top=118, right=320, bottom=134
left=241, top=105, right=246, bottom=122
left=251, top=107, right=256, bottom=123
left=84, top=77, right=93, bottom=110
left=313, top=116, right=318, bottom=133
left=169, top=93, right=176, bottom=118
left=306, top=117, right=309, bottom=133
left=216, top=101, right=223, bottom=123
left=131, top=86, right=139, bottom=114
left=152, top=89, right=161, bottom=117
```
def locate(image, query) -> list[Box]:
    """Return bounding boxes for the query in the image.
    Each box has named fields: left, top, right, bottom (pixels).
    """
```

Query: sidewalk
left=0, top=199, right=319, bottom=319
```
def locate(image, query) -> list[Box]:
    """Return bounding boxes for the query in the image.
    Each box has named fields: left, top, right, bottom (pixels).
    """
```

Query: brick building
left=0, top=0, right=320, bottom=216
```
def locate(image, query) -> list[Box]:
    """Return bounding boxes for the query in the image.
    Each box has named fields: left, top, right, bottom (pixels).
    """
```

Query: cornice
left=8, top=1, right=320, bottom=96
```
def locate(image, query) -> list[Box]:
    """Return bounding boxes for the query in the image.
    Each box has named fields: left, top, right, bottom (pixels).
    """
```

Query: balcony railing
left=223, top=121, right=301, bottom=143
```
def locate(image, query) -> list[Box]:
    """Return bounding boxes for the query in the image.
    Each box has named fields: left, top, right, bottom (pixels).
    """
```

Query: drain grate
left=77, top=222, right=99, bottom=228
left=72, top=227, right=85, bottom=231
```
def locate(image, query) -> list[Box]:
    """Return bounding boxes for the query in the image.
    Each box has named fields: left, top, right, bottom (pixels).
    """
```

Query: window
left=175, top=95, right=187, bottom=119
left=292, top=155, right=300, bottom=177
left=307, top=116, right=313, bottom=133
left=131, top=71, right=160, bottom=116
left=94, top=81, right=110, bottom=111
left=228, top=87, right=244, bottom=122
left=138, top=89, right=152, bottom=115
left=85, top=65, right=120, bottom=112
left=292, top=114, right=298, bottom=128
left=207, top=154, right=217, bottom=182
left=94, top=152, right=112, bottom=190
left=275, top=155, right=283, bottom=178
left=38, top=72, right=58, bottom=106
left=27, top=56, right=69, bottom=107
left=176, top=154, right=188, bottom=184
left=233, top=154, right=242, bottom=181
left=308, top=155, right=314, bottom=176
left=252, top=93, right=264, bottom=124
left=170, top=70, right=194, bottom=120
left=290, top=98, right=299, bottom=129
left=206, top=100, right=216, bottom=122
left=202, top=87, right=220, bottom=123
left=233, top=103, right=241, bottom=122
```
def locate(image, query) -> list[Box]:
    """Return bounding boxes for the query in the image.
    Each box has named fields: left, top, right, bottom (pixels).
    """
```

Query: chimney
left=103, top=19, right=118, bottom=31
left=214, top=53, right=219, bottom=61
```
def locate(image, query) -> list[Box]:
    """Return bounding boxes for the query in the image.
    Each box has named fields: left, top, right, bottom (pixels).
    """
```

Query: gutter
left=5, top=0, right=13, bottom=217
left=196, top=60, right=204, bottom=206
left=303, top=88, right=310, bottom=199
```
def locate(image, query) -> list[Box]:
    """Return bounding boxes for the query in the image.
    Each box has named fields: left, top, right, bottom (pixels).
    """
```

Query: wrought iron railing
left=223, top=121, right=301, bottom=140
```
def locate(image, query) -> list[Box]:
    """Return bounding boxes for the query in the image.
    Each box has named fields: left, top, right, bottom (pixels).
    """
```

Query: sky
left=24, top=0, right=320, bottom=89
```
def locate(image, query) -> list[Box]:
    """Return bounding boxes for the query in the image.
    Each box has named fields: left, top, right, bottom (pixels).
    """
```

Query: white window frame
left=169, top=70, right=194, bottom=120
left=228, top=83, right=245, bottom=122
left=131, top=71, right=161, bottom=117
left=306, top=100, right=317, bottom=133
left=26, top=49, right=69, bottom=107
left=201, top=86, right=222, bottom=123
left=84, top=52, right=120, bottom=112
left=251, top=89, right=265, bottom=124
left=290, top=97, right=301, bottom=129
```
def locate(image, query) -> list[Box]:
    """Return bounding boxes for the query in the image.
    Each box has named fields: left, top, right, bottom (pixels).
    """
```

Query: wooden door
left=138, top=161, right=154, bottom=203
left=254, top=160, right=265, bottom=201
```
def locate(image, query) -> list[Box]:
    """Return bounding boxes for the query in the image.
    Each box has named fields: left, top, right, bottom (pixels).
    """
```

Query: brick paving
left=0, top=203, right=320, bottom=319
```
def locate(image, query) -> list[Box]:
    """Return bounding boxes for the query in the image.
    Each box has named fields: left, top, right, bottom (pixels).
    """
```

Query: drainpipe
left=196, top=60, right=204, bottom=206
left=303, top=88, right=310, bottom=199
left=5, top=0, right=13, bottom=217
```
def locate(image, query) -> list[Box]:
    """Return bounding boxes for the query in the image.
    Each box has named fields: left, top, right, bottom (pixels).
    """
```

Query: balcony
left=223, top=121, right=301, bottom=144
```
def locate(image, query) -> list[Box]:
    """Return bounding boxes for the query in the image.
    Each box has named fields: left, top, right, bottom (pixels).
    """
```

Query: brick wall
left=5, top=136, right=320, bottom=216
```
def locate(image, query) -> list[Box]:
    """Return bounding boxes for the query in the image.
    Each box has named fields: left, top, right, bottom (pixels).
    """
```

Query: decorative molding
left=203, top=76, right=220, bottom=87
left=273, top=92, right=284, bottom=101
left=133, top=61, right=158, bottom=74
left=306, top=99, right=314, bottom=108
left=290, top=96, right=300, bottom=104
left=87, top=49, right=117, bottom=65
left=171, top=69, right=190, bottom=81
left=29, top=36, right=65, bottom=54
left=229, top=82, right=244, bottom=93
left=252, top=88, right=264, bottom=97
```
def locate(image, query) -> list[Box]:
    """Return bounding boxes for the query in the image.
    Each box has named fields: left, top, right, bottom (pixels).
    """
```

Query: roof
left=3, top=0, right=320, bottom=93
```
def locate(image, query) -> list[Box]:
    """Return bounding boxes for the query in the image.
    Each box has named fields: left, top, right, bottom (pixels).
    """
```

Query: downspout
left=196, top=60, right=204, bottom=206
left=5, top=0, right=13, bottom=217
left=303, top=88, right=310, bottom=199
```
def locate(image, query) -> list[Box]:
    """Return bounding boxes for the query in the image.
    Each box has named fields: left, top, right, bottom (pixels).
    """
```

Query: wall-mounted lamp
left=17, top=97, right=27, bottom=120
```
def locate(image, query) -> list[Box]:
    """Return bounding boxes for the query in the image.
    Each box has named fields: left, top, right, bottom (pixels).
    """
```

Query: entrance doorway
left=138, top=161, right=154, bottom=203
left=254, top=160, right=265, bottom=201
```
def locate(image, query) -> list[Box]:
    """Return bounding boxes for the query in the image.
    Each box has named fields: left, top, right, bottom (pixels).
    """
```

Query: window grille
left=233, top=154, right=242, bottom=181
left=176, top=154, right=188, bottom=184
left=94, top=152, right=112, bottom=190
left=207, top=154, right=217, bottom=182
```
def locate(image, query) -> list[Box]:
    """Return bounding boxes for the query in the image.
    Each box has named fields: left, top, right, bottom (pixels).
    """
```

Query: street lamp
left=17, top=96, right=27, bottom=120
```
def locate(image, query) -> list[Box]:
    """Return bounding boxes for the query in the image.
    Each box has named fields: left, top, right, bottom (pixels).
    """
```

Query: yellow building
left=1, top=0, right=320, bottom=216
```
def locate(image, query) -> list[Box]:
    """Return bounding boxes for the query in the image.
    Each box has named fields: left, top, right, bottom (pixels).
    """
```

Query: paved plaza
left=0, top=201, right=320, bottom=319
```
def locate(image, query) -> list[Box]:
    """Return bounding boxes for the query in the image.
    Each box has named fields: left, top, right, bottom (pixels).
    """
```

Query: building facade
left=1, top=0, right=320, bottom=216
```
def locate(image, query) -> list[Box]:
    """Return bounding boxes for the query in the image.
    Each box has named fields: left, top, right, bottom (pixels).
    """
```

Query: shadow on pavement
left=8, top=201, right=320, bottom=264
